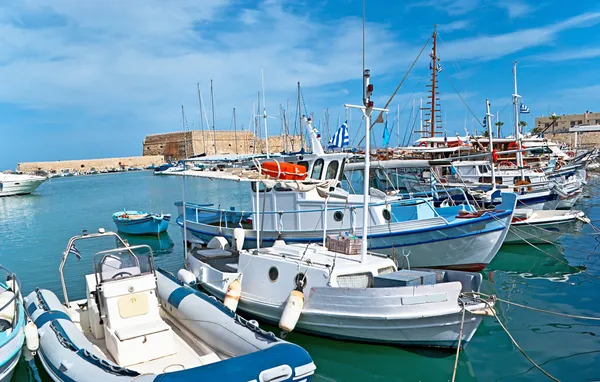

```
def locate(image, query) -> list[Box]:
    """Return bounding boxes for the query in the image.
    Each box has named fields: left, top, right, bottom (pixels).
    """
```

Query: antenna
left=210, top=79, right=217, bottom=155
left=261, top=69, right=270, bottom=158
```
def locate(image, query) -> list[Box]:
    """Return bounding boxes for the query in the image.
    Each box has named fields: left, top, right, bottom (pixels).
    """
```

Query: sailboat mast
left=233, top=108, right=238, bottom=154
left=512, top=61, right=525, bottom=180
left=297, top=82, right=303, bottom=151
left=261, top=69, right=270, bottom=159
left=430, top=27, right=438, bottom=142
left=210, top=80, right=217, bottom=155
left=196, top=83, right=207, bottom=154
left=485, top=99, right=496, bottom=187
left=181, top=105, right=188, bottom=159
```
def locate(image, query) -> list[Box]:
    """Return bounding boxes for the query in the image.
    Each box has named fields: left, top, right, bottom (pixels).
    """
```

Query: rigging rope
left=451, top=301, right=467, bottom=382
left=356, top=36, right=433, bottom=147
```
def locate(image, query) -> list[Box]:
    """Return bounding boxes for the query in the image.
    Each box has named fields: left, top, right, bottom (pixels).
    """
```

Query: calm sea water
left=1, top=171, right=599, bottom=381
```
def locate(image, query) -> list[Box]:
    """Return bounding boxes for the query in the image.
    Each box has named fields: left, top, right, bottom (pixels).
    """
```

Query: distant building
left=535, top=111, right=600, bottom=134
left=535, top=111, right=600, bottom=148
left=143, top=130, right=301, bottom=161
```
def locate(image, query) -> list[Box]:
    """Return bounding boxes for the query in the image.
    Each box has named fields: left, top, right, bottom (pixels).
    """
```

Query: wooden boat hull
left=112, top=211, right=170, bottom=235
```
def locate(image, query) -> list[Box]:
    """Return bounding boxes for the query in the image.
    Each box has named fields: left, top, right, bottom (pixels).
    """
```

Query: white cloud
left=495, top=1, right=534, bottom=18
left=437, top=20, right=471, bottom=33
left=535, top=47, right=600, bottom=62
left=440, top=12, right=600, bottom=61
left=407, top=0, right=480, bottom=16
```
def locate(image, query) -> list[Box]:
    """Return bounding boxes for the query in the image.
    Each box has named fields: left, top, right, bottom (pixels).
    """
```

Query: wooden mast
left=428, top=26, right=440, bottom=145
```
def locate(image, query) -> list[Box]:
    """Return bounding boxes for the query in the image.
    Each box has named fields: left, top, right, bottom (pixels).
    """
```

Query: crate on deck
left=326, top=234, right=362, bottom=256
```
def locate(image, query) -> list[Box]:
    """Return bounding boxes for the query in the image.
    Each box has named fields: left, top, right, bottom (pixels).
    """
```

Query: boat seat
left=0, top=291, right=16, bottom=324
left=115, top=320, right=170, bottom=341
left=196, top=248, right=233, bottom=260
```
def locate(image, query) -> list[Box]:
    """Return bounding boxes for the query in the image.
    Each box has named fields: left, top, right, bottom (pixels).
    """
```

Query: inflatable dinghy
left=24, top=229, right=315, bottom=381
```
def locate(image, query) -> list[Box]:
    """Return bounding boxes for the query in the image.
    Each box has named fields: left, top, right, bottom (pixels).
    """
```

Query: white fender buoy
left=177, top=269, right=196, bottom=286
left=223, top=279, right=241, bottom=312
left=233, top=227, right=245, bottom=252
left=25, top=321, right=39, bottom=354
left=279, top=288, right=304, bottom=333
left=207, top=236, right=230, bottom=250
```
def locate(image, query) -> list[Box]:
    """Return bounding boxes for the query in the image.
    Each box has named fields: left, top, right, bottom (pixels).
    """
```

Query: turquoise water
left=1, top=171, right=599, bottom=381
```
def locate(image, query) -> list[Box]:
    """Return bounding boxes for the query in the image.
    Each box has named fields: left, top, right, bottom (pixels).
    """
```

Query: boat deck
left=67, top=301, right=222, bottom=374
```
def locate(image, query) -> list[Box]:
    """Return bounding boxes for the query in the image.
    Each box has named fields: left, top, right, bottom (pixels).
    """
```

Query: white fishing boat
left=0, top=173, right=46, bottom=197
left=504, top=209, right=587, bottom=244
left=25, top=229, right=315, bottom=382
left=184, top=67, right=496, bottom=349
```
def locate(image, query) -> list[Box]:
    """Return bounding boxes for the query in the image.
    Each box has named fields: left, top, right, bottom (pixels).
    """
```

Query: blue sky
left=1, top=0, right=600, bottom=170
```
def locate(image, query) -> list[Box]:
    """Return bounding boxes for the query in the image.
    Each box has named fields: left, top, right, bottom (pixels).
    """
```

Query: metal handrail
left=0, top=265, right=21, bottom=329
left=59, top=230, right=148, bottom=306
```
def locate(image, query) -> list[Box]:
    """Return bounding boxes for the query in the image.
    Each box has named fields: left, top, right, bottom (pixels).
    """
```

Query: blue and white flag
left=437, top=63, right=443, bottom=73
left=68, top=244, right=82, bottom=260
left=483, top=116, right=487, bottom=128
left=382, top=121, right=390, bottom=147
left=328, top=121, right=349, bottom=149
left=519, top=103, right=530, bottom=114
left=429, top=172, right=439, bottom=199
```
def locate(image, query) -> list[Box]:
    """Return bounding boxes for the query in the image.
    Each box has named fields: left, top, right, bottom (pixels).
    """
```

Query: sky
left=1, top=0, right=600, bottom=170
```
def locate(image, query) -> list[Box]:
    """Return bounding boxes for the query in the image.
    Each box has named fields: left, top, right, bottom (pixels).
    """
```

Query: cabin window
left=311, top=159, right=324, bottom=180
left=325, top=160, right=339, bottom=180
left=478, top=165, right=488, bottom=174
left=251, top=182, right=272, bottom=193
left=297, top=161, right=309, bottom=173
left=338, top=159, right=346, bottom=181
left=333, top=211, right=344, bottom=221
left=268, top=267, right=279, bottom=282
left=336, top=272, right=373, bottom=288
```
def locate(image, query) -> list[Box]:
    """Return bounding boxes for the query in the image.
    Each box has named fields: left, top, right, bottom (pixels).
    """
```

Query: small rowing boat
left=112, top=211, right=170, bottom=235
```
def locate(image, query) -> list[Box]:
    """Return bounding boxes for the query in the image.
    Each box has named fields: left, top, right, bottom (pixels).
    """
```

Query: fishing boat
left=24, top=229, right=316, bottom=382
left=504, top=209, right=586, bottom=244
left=184, top=69, right=496, bottom=349
left=0, top=266, right=25, bottom=382
left=177, top=117, right=517, bottom=271
left=0, top=173, right=47, bottom=197
left=112, top=211, right=171, bottom=235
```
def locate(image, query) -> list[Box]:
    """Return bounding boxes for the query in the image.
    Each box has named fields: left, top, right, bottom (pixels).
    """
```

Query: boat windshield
left=93, top=246, right=155, bottom=284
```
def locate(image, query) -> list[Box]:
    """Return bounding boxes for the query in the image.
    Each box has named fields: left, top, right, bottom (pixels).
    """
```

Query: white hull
left=505, top=210, right=585, bottom=244
left=0, top=174, right=46, bottom=196
left=201, top=282, right=485, bottom=348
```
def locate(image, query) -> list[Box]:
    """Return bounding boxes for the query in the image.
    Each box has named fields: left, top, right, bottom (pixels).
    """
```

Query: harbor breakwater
left=17, top=155, right=164, bottom=173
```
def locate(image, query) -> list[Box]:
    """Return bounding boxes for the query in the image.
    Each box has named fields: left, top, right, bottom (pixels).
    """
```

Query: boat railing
left=179, top=195, right=451, bottom=229
left=0, top=265, right=21, bottom=329
left=59, top=229, right=147, bottom=306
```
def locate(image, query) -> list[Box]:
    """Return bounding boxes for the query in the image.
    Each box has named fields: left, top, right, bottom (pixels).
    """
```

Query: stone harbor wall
left=17, top=155, right=164, bottom=173
left=544, top=131, right=600, bottom=148
left=143, top=130, right=301, bottom=160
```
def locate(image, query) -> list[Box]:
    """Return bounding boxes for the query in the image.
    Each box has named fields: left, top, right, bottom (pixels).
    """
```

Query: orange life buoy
left=507, top=142, right=526, bottom=150
left=418, top=141, right=428, bottom=147
left=492, top=149, right=498, bottom=163
left=261, top=161, right=308, bottom=180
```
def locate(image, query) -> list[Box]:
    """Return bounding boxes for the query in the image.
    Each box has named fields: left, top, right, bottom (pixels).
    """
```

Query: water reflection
left=117, top=233, right=175, bottom=256
left=485, top=244, right=586, bottom=283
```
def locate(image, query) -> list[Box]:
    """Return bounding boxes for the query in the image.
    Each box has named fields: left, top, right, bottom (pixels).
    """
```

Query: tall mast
left=485, top=98, right=496, bottom=187
left=210, top=80, right=217, bottom=155
left=419, top=98, right=423, bottom=139
left=181, top=105, right=188, bottom=159
left=196, top=83, right=207, bottom=154
left=261, top=69, right=270, bottom=159
left=233, top=108, right=238, bottom=154
left=430, top=27, right=438, bottom=141
left=512, top=61, right=525, bottom=180
left=297, top=82, right=304, bottom=151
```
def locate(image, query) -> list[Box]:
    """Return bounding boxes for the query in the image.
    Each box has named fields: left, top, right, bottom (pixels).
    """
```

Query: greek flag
left=328, top=121, right=349, bottom=149
left=483, top=116, right=487, bottom=128
left=68, top=244, right=82, bottom=260
left=429, top=172, right=439, bottom=199
left=520, top=103, right=530, bottom=114
left=437, top=63, right=443, bottom=73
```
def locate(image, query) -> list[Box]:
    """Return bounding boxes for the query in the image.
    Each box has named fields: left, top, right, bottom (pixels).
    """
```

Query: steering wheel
left=111, top=271, right=132, bottom=280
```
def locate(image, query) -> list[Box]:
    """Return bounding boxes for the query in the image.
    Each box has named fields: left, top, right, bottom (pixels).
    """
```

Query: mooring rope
left=451, top=301, right=467, bottom=382
left=479, top=299, right=560, bottom=381
left=464, top=292, right=600, bottom=321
